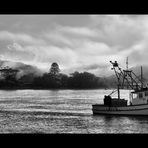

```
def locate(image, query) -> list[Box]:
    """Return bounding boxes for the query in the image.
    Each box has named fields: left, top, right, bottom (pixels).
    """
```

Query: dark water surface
left=0, top=89, right=147, bottom=133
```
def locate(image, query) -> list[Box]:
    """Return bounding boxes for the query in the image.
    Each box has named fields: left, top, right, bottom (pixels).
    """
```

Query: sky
left=0, top=15, right=148, bottom=76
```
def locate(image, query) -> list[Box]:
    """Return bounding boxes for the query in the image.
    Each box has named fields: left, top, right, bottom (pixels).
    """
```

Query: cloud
left=0, top=31, right=45, bottom=45
left=32, top=45, right=78, bottom=68
left=43, top=31, right=73, bottom=46
left=3, top=42, right=78, bottom=72
left=89, top=15, right=146, bottom=48
left=56, top=25, right=98, bottom=37
left=8, top=42, right=24, bottom=51
left=83, top=64, right=109, bottom=71
left=1, top=15, right=148, bottom=76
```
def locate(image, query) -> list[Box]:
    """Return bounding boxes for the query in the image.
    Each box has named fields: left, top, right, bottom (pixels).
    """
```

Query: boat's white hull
left=92, top=104, right=148, bottom=116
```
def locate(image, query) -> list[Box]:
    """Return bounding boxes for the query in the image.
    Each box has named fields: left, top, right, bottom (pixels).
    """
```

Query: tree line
left=31, top=71, right=108, bottom=89
left=0, top=63, right=116, bottom=89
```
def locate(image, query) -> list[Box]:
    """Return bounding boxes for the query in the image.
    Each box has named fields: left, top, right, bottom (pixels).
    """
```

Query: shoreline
left=0, top=87, right=114, bottom=91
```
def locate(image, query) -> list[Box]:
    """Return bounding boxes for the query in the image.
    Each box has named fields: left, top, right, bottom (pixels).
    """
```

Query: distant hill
left=0, top=60, right=44, bottom=83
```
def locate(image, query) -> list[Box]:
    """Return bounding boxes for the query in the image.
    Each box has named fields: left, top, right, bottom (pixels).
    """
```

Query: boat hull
left=92, top=104, right=148, bottom=116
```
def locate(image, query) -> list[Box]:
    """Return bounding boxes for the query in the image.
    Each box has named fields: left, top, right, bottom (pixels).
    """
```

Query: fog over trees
left=0, top=62, right=117, bottom=89
left=31, top=63, right=112, bottom=89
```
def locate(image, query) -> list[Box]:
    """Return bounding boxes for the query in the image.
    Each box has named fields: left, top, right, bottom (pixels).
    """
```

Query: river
left=0, top=89, right=147, bottom=133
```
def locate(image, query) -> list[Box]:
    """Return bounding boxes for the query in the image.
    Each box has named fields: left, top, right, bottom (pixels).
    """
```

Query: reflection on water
left=0, top=89, right=147, bottom=133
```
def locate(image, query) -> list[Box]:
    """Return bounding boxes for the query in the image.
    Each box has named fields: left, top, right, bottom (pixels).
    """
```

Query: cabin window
left=139, top=93, right=143, bottom=98
left=145, top=91, right=148, bottom=96
left=133, top=94, right=137, bottom=99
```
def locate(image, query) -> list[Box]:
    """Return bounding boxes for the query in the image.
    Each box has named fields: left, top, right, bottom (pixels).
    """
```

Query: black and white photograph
left=0, top=15, right=148, bottom=134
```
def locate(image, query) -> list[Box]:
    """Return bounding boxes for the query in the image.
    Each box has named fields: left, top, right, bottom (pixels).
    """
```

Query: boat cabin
left=130, top=88, right=148, bottom=105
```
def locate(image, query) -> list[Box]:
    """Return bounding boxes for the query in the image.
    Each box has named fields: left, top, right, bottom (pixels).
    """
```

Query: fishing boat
left=92, top=59, right=148, bottom=116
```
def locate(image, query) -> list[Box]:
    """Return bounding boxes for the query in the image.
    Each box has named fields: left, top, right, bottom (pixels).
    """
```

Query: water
left=0, top=89, right=147, bottom=133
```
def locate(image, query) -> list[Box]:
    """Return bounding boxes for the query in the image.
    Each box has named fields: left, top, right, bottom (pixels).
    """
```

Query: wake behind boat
left=92, top=59, right=148, bottom=116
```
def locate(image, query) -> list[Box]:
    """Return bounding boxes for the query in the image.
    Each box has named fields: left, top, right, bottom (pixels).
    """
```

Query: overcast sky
left=0, top=15, right=147, bottom=76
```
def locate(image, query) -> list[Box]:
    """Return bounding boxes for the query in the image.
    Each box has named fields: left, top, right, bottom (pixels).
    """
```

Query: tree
left=67, top=71, right=107, bottom=89
left=59, top=73, right=69, bottom=88
left=49, top=62, right=60, bottom=75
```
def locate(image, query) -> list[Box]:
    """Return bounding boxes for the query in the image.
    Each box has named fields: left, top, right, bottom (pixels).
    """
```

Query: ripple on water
left=0, top=89, right=147, bottom=133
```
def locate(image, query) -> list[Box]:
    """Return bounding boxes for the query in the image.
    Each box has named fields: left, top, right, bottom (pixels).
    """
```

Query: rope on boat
left=109, top=89, right=117, bottom=96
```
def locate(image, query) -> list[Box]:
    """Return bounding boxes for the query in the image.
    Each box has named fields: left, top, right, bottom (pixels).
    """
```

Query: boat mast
left=126, top=57, right=128, bottom=70
left=110, top=61, right=121, bottom=99
left=141, top=66, right=143, bottom=89
left=117, top=84, right=120, bottom=99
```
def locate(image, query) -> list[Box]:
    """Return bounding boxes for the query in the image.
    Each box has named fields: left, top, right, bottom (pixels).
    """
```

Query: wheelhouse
left=130, top=88, right=148, bottom=105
